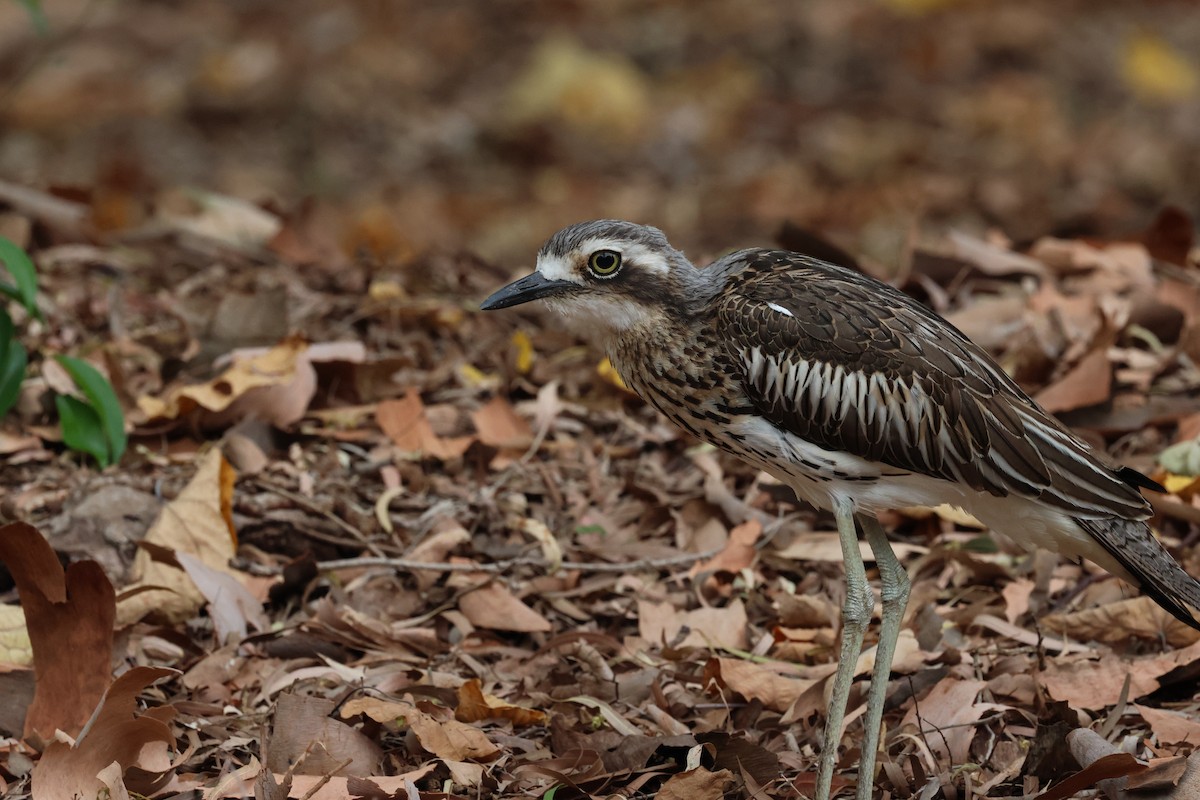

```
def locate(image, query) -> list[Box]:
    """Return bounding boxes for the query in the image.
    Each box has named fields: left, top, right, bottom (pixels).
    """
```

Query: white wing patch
left=766, top=302, right=794, bottom=317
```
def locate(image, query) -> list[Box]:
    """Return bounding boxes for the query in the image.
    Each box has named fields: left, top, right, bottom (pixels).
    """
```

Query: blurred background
left=2, top=0, right=1199, bottom=270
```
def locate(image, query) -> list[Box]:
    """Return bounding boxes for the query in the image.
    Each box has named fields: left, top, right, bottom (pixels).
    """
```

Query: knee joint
left=881, top=568, right=911, bottom=605
left=842, top=585, right=875, bottom=628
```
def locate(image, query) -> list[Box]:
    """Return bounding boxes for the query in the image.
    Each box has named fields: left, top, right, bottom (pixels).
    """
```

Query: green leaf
left=542, top=785, right=560, bottom=800
left=0, top=236, right=39, bottom=317
left=55, top=355, right=126, bottom=465
left=15, top=0, right=48, bottom=35
left=0, top=309, right=27, bottom=418
left=1159, top=438, right=1200, bottom=477
left=56, top=394, right=110, bottom=467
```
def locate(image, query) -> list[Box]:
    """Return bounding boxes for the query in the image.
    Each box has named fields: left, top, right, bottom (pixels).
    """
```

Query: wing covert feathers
left=716, top=250, right=1151, bottom=520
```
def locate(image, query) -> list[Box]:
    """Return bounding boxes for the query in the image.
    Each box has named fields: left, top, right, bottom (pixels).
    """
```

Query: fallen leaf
left=470, top=396, right=532, bottom=449
left=703, top=657, right=815, bottom=712
left=341, top=697, right=499, bottom=761
left=1135, top=704, right=1200, bottom=746
left=31, top=667, right=178, bottom=800
left=1123, top=32, right=1198, bottom=102
left=138, top=335, right=313, bottom=426
left=691, top=519, right=760, bottom=577
left=1033, top=341, right=1113, bottom=413
left=176, top=552, right=267, bottom=644
left=1042, top=595, right=1200, bottom=648
left=656, top=765, right=734, bottom=800
left=455, top=679, right=547, bottom=727
left=266, top=691, right=382, bottom=776
left=900, top=677, right=1002, bottom=764
left=1037, top=644, right=1200, bottom=710
left=0, top=522, right=114, bottom=744
left=377, top=389, right=473, bottom=459
left=639, top=599, right=749, bottom=651
left=116, top=449, right=238, bottom=626
left=456, top=581, right=551, bottom=633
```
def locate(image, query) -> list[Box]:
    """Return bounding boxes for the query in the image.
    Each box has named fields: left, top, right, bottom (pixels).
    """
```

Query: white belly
left=734, top=417, right=1130, bottom=579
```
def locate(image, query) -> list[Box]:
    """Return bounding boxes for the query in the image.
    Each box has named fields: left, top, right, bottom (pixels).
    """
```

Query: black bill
left=480, top=272, right=577, bottom=310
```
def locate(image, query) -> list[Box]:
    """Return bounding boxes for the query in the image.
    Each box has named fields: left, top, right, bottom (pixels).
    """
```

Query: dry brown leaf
left=266, top=691, right=382, bottom=776
left=690, top=519, right=761, bottom=577
left=138, top=335, right=314, bottom=426
left=703, top=657, right=815, bottom=712
left=639, top=599, right=749, bottom=651
left=899, top=677, right=1002, bottom=764
left=656, top=765, right=734, bottom=800
left=116, top=449, right=238, bottom=626
left=213, top=762, right=438, bottom=799
left=1135, top=704, right=1200, bottom=746
left=0, top=522, right=114, bottom=744
left=775, top=593, right=836, bottom=628
left=1125, top=755, right=1193, bottom=793
left=1033, top=341, right=1114, bottom=413
left=457, top=581, right=551, bottom=633
left=341, top=697, right=499, bottom=761
left=377, top=389, right=474, bottom=459
left=455, top=679, right=547, bottom=727
left=30, top=667, right=177, bottom=800
left=1002, top=578, right=1035, bottom=624
left=470, top=396, right=532, bottom=449
left=1037, top=645, right=1200, bottom=710
left=1042, top=595, right=1200, bottom=648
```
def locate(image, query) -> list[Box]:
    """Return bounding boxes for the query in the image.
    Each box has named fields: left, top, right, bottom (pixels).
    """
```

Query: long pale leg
left=855, top=513, right=911, bottom=800
left=814, top=496, right=874, bottom=800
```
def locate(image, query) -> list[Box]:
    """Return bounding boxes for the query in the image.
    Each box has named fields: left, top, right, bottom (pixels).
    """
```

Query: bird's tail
left=1077, top=517, right=1200, bottom=631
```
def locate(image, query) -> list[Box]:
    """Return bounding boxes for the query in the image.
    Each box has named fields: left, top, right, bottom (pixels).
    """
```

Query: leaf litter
left=2, top=201, right=1200, bottom=798
left=1, top=5, right=1200, bottom=799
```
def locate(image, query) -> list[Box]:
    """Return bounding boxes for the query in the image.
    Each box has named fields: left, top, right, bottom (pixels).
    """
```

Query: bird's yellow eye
left=588, top=249, right=622, bottom=277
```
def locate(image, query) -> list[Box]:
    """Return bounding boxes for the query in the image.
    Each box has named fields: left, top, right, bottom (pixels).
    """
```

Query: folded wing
left=716, top=251, right=1150, bottom=521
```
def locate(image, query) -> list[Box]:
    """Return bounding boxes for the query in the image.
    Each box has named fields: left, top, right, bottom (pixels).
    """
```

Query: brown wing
left=716, top=250, right=1150, bottom=520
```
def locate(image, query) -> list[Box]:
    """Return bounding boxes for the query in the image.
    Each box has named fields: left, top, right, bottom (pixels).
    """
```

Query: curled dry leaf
left=0, top=521, right=114, bottom=744
left=702, top=657, right=816, bottom=712
left=341, top=696, right=500, bottom=761
left=30, top=666, right=178, bottom=800
left=176, top=551, right=266, bottom=643
left=455, top=679, right=547, bottom=727
left=138, top=335, right=315, bottom=428
left=116, top=448, right=238, bottom=626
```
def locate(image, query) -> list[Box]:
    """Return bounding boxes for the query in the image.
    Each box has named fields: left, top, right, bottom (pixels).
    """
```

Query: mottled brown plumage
left=482, top=220, right=1200, bottom=800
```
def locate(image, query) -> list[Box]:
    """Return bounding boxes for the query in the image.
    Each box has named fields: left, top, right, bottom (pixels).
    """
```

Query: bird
left=480, top=219, right=1200, bottom=800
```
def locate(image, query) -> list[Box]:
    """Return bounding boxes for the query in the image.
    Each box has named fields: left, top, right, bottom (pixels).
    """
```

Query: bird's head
left=480, top=220, right=694, bottom=337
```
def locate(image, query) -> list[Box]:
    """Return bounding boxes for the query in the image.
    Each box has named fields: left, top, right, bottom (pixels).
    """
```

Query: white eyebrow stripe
left=766, top=302, right=794, bottom=318
left=575, top=237, right=670, bottom=276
